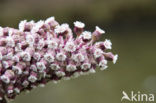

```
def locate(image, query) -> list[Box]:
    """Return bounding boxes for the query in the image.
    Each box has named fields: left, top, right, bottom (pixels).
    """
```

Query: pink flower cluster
left=0, top=17, right=118, bottom=102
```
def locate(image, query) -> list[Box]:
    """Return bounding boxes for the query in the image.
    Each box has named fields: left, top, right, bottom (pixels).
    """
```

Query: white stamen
left=37, top=39, right=45, bottom=50
left=74, top=21, right=85, bottom=28
left=0, top=52, right=2, bottom=60
left=45, top=17, right=55, bottom=24
left=12, top=66, right=22, bottom=74
left=6, top=36, right=15, bottom=47
left=73, top=53, right=85, bottom=62
left=0, top=75, right=10, bottom=83
left=36, top=62, right=46, bottom=72
left=81, top=63, right=91, bottom=70
left=8, top=90, right=13, bottom=94
left=113, top=54, right=118, bottom=64
left=55, top=25, right=66, bottom=34
left=22, top=80, right=29, bottom=87
left=100, top=65, right=108, bottom=70
left=89, top=68, right=96, bottom=73
left=66, top=64, right=77, bottom=72
left=47, top=40, right=58, bottom=49
left=31, top=20, right=44, bottom=33
left=44, top=53, right=54, bottom=63
left=19, top=20, right=27, bottom=32
left=99, top=59, right=107, bottom=67
left=14, top=88, right=20, bottom=93
left=50, top=64, right=60, bottom=70
left=21, top=52, right=31, bottom=61
left=0, top=27, right=4, bottom=36
left=55, top=71, right=65, bottom=77
left=94, top=48, right=104, bottom=58
left=104, top=39, right=112, bottom=49
left=82, top=31, right=92, bottom=40
left=26, top=34, right=34, bottom=45
left=56, top=53, right=66, bottom=61
left=30, top=65, right=37, bottom=72
left=33, top=52, right=41, bottom=61
left=28, top=75, right=37, bottom=83
left=96, top=26, right=105, bottom=34
left=65, top=41, right=76, bottom=52
left=72, top=72, right=80, bottom=78
left=2, top=61, right=9, bottom=69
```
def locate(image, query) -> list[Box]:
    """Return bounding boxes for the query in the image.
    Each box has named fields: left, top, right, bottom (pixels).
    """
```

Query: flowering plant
left=0, top=17, right=118, bottom=103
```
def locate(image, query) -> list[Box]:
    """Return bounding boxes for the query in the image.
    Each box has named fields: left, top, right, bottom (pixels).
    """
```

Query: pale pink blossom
left=0, top=16, right=118, bottom=102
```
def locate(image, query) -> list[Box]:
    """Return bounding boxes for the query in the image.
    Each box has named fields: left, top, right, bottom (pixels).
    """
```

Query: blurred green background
left=0, top=0, right=156, bottom=103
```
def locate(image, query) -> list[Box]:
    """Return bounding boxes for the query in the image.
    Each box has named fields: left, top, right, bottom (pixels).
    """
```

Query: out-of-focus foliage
left=0, top=0, right=156, bottom=28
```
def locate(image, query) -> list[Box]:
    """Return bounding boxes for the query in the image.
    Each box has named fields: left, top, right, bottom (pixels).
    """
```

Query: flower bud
left=74, top=21, right=85, bottom=36
left=92, top=26, right=105, bottom=41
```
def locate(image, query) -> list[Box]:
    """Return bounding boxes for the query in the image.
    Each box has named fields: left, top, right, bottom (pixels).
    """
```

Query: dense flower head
left=0, top=16, right=118, bottom=103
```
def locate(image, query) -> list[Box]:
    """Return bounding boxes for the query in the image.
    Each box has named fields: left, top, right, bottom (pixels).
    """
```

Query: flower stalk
left=0, top=17, right=118, bottom=102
